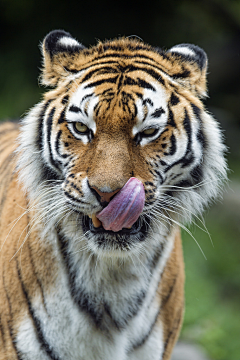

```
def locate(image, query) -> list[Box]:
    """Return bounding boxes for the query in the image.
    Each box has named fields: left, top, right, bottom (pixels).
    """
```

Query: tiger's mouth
left=82, top=214, right=149, bottom=241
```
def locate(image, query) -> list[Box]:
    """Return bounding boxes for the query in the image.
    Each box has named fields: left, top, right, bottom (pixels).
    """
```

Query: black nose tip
left=100, top=200, right=109, bottom=208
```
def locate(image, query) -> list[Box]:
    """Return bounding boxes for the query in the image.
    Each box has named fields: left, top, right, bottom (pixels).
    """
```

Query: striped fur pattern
left=0, top=30, right=227, bottom=360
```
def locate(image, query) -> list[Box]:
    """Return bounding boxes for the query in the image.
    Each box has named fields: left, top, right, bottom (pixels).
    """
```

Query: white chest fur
left=16, top=229, right=175, bottom=360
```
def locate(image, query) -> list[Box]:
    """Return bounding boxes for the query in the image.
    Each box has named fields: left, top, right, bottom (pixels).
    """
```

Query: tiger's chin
left=81, top=214, right=149, bottom=255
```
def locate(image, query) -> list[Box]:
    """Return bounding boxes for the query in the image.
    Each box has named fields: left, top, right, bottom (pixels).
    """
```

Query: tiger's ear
left=41, top=30, right=86, bottom=87
left=166, top=44, right=208, bottom=98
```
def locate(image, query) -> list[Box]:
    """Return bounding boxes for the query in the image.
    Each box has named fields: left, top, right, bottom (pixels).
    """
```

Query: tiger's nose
left=91, top=186, right=120, bottom=206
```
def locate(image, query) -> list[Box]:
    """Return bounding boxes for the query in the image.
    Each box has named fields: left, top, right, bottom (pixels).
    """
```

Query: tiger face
left=17, top=30, right=227, bottom=256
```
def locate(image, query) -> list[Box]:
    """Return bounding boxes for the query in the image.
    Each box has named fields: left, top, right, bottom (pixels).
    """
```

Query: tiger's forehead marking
left=67, top=73, right=169, bottom=138
left=66, top=82, right=99, bottom=134
left=133, top=83, right=168, bottom=136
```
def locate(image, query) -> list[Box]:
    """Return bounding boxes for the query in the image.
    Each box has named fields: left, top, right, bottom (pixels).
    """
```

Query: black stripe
left=0, top=313, right=6, bottom=349
left=174, top=179, right=193, bottom=188
left=27, top=240, right=49, bottom=316
left=181, top=108, right=194, bottom=167
left=55, top=130, right=69, bottom=159
left=93, top=102, right=100, bottom=117
left=164, top=134, right=176, bottom=156
left=85, top=76, right=118, bottom=89
left=69, top=105, right=81, bottom=113
left=183, top=108, right=192, bottom=140
left=161, top=274, right=178, bottom=309
left=124, top=76, right=156, bottom=91
left=37, top=100, right=54, bottom=152
left=143, top=98, right=153, bottom=107
left=58, top=108, right=66, bottom=124
left=149, top=242, right=164, bottom=271
left=64, top=67, right=79, bottom=74
left=6, top=321, right=23, bottom=360
left=164, top=108, right=194, bottom=172
left=120, top=91, right=137, bottom=119
left=124, top=64, right=165, bottom=86
left=40, top=163, right=61, bottom=182
left=160, top=159, right=167, bottom=166
left=81, top=61, right=116, bottom=84
left=103, top=304, right=122, bottom=331
left=95, top=66, right=119, bottom=75
left=80, top=93, right=94, bottom=105
left=191, top=103, right=207, bottom=149
left=121, top=90, right=134, bottom=102
left=61, top=95, right=69, bottom=105
left=118, top=74, right=156, bottom=92
left=190, top=164, right=203, bottom=185
left=154, top=169, right=164, bottom=184
left=137, top=78, right=156, bottom=91
left=172, top=69, right=190, bottom=79
left=134, top=59, right=174, bottom=81
left=167, top=106, right=176, bottom=127
left=46, top=107, right=61, bottom=173
left=117, top=73, right=124, bottom=91
left=2, top=269, right=23, bottom=359
left=47, top=107, right=55, bottom=145
left=79, top=65, right=117, bottom=84
left=170, top=92, right=180, bottom=106
left=129, top=308, right=160, bottom=352
left=64, top=190, right=87, bottom=204
left=135, top=92, right=143, bottom=98
left=162, top=305, right=183, bottom=357
left=128, top=244, right=164, bottom=353
left=151, top=107, right=165, bottom=118
left=16, top=261, right=61, bottom=360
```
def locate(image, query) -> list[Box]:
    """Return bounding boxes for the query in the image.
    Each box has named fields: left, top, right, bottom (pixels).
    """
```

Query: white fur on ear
left=57, top=36, right=81, bottom=48
left=168, top=43, right=207, bottom=71
left=169, top=45, right=196, bottom=57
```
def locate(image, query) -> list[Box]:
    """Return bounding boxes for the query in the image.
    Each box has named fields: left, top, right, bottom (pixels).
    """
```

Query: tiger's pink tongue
left=96, top=177, right=145, bottom=232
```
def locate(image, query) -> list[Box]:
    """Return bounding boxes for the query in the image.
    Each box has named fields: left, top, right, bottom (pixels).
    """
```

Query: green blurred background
left=1, top=0, right=240, bottom=358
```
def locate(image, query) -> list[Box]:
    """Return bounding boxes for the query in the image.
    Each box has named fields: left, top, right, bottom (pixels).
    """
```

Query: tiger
left=0, top=30, right=227, bottom=360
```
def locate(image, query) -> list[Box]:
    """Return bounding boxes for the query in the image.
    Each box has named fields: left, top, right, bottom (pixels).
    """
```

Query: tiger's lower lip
left=83, top=215, right=142, bottom=236
left=87, top=213, right=133, bottom=230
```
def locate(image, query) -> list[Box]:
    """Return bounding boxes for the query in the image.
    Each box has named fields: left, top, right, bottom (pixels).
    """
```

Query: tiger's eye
left=74, top=122, right=88, bottom=133
left=143, top=128, right=156, bottom=135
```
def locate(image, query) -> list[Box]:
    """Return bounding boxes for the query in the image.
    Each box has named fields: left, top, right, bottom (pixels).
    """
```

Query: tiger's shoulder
left=0, top=121, right=20, bottom=209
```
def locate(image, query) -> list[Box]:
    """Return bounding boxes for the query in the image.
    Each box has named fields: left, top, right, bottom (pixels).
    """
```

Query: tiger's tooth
left=91, top=213, right=102, bottom=228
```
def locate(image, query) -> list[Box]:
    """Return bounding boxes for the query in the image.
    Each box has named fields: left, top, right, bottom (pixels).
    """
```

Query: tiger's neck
left=42, top=220, right=177, bottom=332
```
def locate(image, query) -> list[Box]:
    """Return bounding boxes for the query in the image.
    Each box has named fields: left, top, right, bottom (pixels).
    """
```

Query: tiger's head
left=17, top=30, right=227, bottom=256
